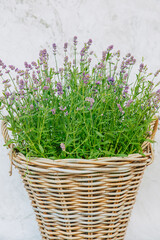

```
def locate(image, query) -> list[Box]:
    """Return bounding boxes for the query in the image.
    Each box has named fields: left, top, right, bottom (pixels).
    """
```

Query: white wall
left=0, top=0, right=160, bottom=239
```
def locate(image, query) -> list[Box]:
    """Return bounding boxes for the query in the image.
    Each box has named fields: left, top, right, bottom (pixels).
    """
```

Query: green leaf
left=65, top=138, right=79, bottom=147
left=144, top=138, right=155, bottom=143
left=116, top=154, right=128, bottom=157
left=3, top=139, right=16, bottom=147
left=39, top=144, right=44, bottom=153
left=95, top=130, right=104, bottom=138
left=100, top=140, right=112, bottom=145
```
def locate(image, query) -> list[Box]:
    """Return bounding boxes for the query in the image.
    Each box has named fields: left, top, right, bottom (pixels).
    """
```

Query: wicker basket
left=1, top=118, right=158, bottom=240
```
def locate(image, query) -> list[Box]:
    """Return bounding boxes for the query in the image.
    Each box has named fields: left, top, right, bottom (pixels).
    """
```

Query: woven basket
left=1, top=118, right=158, bottom=240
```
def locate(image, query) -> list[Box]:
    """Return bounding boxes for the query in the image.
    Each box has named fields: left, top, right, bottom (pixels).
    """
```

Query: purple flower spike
left=108, top=77, right=115, bottom=85
left=64, top=56, right=68, bottom=63
left=57, top=82, right=63, bottom=95
left=82, top=72, right=90, bottom=84
left=117, top=103, right=124, bottom=114
left=88, top=39, right=92, bottom=46
left=124, top=73, right=128, bottom=79
left=60, top=143, right=65, bottom=151
left=51, top=108, right=56, bottom=115
left=154, top=69, right=160, bottom=77
left=102, top=51, right=107, bottom=61
left=126, top=53, right=131, bottom=57
left=43, top=86, right=49, bottom=90
left=96, top=81, right=101, bottom=85
left=30, top=104, right=34, bottom=110
left=52, top=43, right=57, bottom=55
left=64, top=42, right=68, bottom=52
left=88, top=58, right=92, bottom=63
left=24, top=62, right=29, bottom=68
left=139, top=63, right=144, bottom=72
left=2, top=64, right=6, bottom=69
left=73, top=36, right=78, bottom=46
left=31, top=61, right=37, bottom=66
left=9, top=65, right=15, bottom=70
left=59, top=106, right=66, bottom=111
left=85, top=97, right=95, bottom=107
left=19, top=79, right=25, bottom=90
left=107, top=45, right=114, bottom=51
left=126, top=99, right=133, bottom=107
left=46, top=77, right=51, bottom=83
left=5, top=91, right=10, bottom=98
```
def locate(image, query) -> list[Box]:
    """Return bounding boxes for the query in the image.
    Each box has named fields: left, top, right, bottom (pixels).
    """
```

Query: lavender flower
left=31, top=61, right=37, bottom=66
left=124, top=73, right=128, bottom=79
left=88, top=39, right=92, bottom=46
left=117, top=103, right=124, bottom=114
left=85, top=97, right=95, bottom=107
left=139, top=63, right=144, bottom=72
left=88, top=58, right=92, bottom=63
left=9, top=65, right=15, bottom=70
left=46, top=77, right=51, bottom=83
left=82, top=73, right=90, bottom=84
left=80, top=47, right=85, bottom=57
left=51, top=108, right=56, bottom=115
left=108, top=77, right=115, bottom=85
left=2, top=79, right=9, bottom=84
left=107, top=45, right=113, bottom=51
left=73, top=36, right=78, bottom=46
left=124, top=85, right=129, bottom=92
left=126, top=53, right=131, bottom=58
left=60, top=143, right=65, bottom=151
left=126, top=99, right=133, bottom=107
left=64, top=56, right=68, bottom=64
left=24, top=62, right=29, bottom=68
left=19, top=79, right=25, bottom=90
left=4, top=91, right=10, bottom=98
left=64, top=42, right=68, bottom=52
left=59, top=106, right=66, bottom=111
left=102, top=51, right=107, bottom=61
left=52, top=43, right=56, bottom=55
left=96, top=81, right=101, bottom=85
left=57, top=82, right=63, bottom=95
left=43, top=86, right=49, bottom=90
left=154, top=69, right=160, bottom=77
left=97, top=62, right=105, bottom=69
left=30, top=104, right=34, bottom=110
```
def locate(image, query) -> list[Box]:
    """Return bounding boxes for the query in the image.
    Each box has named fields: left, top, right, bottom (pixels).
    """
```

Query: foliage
left=0, top=37, right=160, bottom=159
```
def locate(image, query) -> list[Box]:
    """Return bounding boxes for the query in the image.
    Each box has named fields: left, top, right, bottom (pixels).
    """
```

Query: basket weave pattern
left=1, top=119, right=158, bottom=240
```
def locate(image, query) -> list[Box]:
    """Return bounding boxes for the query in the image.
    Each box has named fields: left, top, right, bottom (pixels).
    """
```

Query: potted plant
left=0, top=36, right=159, bottom=240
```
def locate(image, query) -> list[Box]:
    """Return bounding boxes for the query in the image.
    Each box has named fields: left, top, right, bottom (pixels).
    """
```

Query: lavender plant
left=0, top=37, right=160, bottom=159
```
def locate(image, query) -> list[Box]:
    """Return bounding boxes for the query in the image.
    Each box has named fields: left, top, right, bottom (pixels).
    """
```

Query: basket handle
left=145, top=117, right=159, bottom=166
left=1, top=121, right=14, bottom=175
left=150, top=117, right=159, bottom=140
left=1, top=121, right=13, bottom=149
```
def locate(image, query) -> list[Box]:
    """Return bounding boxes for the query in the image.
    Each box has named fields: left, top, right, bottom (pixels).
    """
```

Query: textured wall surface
left=0, top=0, right=160, bottom=239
